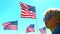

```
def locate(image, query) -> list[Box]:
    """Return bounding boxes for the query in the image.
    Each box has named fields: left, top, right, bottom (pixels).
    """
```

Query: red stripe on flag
left=9, top=25, right=17, bottom=30
left=21, top=12, right=36, bottom=19
left=20, top=2, right=29, bottom=9
left=3, top=22, right=11, bottom=27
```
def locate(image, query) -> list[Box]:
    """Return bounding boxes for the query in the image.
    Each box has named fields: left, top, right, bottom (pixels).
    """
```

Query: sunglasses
left=44, top=14, right=51, bottom=21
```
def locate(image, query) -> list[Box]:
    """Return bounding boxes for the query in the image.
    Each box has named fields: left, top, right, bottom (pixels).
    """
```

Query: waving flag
left=3, top=21, right=18, bottom=30
left=20, top=2, right=36, bottom=19
left=26, top=24, right=35, bottom=33
left=39, top=27, right=46, bottom=34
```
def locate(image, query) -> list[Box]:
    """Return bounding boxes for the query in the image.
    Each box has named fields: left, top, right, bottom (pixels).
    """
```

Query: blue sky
left=0, top=0, right=60, bottom=34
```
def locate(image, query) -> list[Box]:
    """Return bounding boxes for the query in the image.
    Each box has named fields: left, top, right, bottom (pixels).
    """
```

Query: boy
left=44, top=9, right=60, bottom=34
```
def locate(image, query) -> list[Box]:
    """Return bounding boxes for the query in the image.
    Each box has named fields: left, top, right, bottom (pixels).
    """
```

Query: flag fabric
left=39, top=27, right=46, bottom=34
left=26, top=24, right=35, bottom=33
left=20, top=2, right=36, bottom=19
left=3, top=21, right=18, bottom=30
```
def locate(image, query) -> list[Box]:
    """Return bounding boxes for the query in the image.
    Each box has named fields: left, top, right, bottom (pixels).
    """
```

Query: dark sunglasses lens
left=45, top=15, right=51, bottom=20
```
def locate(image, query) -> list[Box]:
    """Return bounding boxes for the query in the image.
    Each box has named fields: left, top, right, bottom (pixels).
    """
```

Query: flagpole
left=36, top=12, right=38, bottom=34
left=16, top=20, right=18, bottom=34
left=17, top=27, right=18, bottom=34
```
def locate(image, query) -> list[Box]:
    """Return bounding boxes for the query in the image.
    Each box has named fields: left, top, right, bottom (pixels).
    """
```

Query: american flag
left=39, top=27, right=46, bottom=34
left=20, top=2, right=36, bottom=19
left=26, top=24, right=35, bottom=33
left=3, top=21, right=18, bottom=30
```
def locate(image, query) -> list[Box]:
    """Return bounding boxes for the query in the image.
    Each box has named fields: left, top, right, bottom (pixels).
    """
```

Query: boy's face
left=45, top=16, right=56, bottom=28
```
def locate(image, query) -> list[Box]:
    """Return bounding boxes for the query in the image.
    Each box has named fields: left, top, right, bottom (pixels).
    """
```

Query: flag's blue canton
left=10, top=21, right=18, bottom=25
left=30, top=24, right=34, bottom=28
left=45, top=14, right=51, bottom=20
left=43, top=27, right=46, bottom=30
left=28, top=6, right=36, bottom=13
